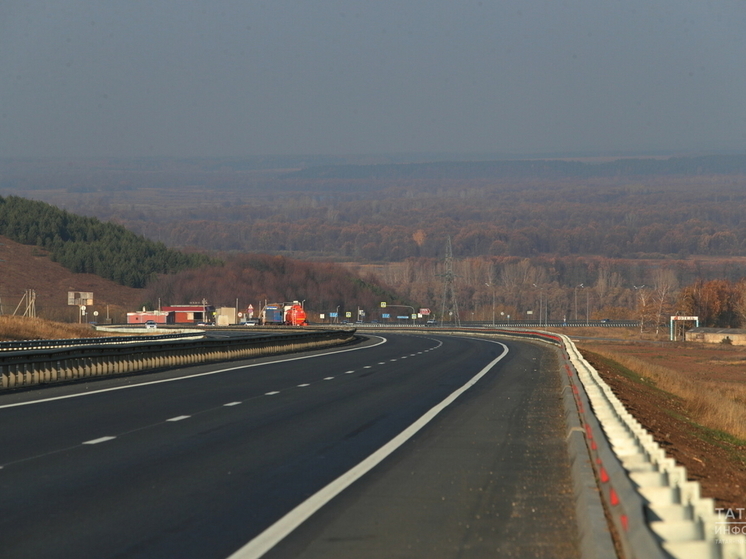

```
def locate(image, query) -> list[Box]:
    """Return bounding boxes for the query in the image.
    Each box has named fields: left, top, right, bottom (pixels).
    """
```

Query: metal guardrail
left=560, top=333, right=746, bottom=559
left=0, top=329, right=356, bottom=390
left=0, top=332, right=203, bottom=352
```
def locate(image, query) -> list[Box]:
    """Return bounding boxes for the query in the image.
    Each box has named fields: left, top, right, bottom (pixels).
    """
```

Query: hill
left=0, top=236, right=146, bottom=323
left=0, top=195, right=213, bottom=288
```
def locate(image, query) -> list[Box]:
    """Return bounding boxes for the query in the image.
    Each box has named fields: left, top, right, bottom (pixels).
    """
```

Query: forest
left=3, top=155, right=746, bottom=328
left=0, top=195, right=213, bottom=288
left=7, top=156, right=745, bottom=265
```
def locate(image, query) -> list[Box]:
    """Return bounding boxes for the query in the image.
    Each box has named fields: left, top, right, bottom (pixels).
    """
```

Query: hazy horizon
left=2, top=1, right=745, bottom=159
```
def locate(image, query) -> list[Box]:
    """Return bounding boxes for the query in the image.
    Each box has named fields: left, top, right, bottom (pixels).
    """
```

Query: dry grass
left=583, top=345, right=746, bottom=440
left=0, top=316, right=109, bottom=342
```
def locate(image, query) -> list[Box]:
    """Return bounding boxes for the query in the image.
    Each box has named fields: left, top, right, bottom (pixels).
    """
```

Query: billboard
left=68, top=291, right=93, bottom=306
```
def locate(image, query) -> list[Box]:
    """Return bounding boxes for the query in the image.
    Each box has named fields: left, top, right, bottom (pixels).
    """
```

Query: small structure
left=685, top=327, right=746, bottom=345
left=162, top=303, right=215, bottom=324
left=216, top=307, right=237, bottom=326
left=670, top=315, right=699, bottom=341
left=127, top=310, right=173, bottom=324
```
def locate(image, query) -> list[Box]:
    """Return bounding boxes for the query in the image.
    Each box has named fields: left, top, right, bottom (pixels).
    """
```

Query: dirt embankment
left=578, top=339, right=746, bottom=511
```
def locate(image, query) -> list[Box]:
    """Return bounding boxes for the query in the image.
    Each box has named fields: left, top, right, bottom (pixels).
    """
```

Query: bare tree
left=652, top=268, right=679, bottom=334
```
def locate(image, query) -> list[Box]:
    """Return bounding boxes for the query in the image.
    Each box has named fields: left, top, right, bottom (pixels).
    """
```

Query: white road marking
left=323, top=377, right=334, bottom=381
left=228, top=340, right=510, bottom=559
left=363, top=366, right=372, bottom=369
left=344, top=370, right=355, bottom=374
left=0, top=336, right=389, bottom=410
left=378, top=362, right=386, bottom=365
left=83, top=436, right=116, bottom=445
left=167, top=415, right=191, bottom=422
left=265, top=391, right=280, bottom=396
left=224, top=402, right=242, bottom=407
left=297, top=384, right=310, bottom=388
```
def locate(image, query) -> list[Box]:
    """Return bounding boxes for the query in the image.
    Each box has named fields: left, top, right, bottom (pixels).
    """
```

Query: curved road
left=0, top=333, right=580, bottom=558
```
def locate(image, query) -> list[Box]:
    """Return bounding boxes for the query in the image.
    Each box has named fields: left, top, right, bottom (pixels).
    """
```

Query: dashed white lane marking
left=297, top=384, right=310, bottom=388
left=224, top=402, right=242, bottom=407
left=167, top=415, right=191, bottom=422
left=378, top=362, right=386, bottom=365
left=344, top=370, right=355, bottom=374
left=323, top=377, right=334, bottom=381
left=229, top=340, right=510, bottom=559
left=265, top=391, right=280, bottom=396
left=389, top=359, right=398, bottom=362
left=0, top=336, right=389, bottom=410
left=83, top=436, right=116, bottom=445
left=363, top=366, right=372, bottom=369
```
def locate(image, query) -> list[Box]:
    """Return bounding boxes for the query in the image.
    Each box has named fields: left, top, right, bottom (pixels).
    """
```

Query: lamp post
left=485, top=283, right=495, bottom=327
left=574, top=283, right=584, bottom=322
left=532, top=283, right=544, bottom=326
left=634, top=285, right=647, bottom=334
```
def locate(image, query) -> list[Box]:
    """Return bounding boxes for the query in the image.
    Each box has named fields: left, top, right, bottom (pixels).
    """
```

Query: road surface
left=0, top=333, right=580, bottom=558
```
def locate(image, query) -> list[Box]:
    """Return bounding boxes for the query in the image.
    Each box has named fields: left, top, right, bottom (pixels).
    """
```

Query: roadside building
left=685, top=327, right=746, bottom=345
left=127, top=310, right=173, bottom=324
left=162, top=304, right=215, bottom=324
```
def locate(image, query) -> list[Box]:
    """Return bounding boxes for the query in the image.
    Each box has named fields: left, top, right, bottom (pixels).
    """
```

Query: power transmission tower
left=439, top=236, right=461, bottom=327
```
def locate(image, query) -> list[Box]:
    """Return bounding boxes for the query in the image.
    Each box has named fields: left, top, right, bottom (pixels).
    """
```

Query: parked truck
left=259, top=301, right=308, bottom=326
left=260, top=303, right=285, bottom=325
left=283, top=301, right=308, bottom=326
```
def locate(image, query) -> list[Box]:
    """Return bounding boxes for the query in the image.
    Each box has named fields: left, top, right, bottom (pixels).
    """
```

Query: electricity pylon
left=439, top=236, right=461, bottom=327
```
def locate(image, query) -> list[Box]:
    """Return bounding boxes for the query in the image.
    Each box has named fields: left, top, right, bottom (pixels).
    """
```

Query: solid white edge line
left=0, top=336, right=389, bottom=410
left=82, top=436, right=116, bottom=445
left=224, top=402, right=242, bottom=407
left=166, top=415, right=191, bottom=422
left=227, top=340, right=509, bottom=559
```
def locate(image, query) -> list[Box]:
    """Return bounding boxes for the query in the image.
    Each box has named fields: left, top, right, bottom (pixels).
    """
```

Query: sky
left=1, top=0, right=745, bottom=158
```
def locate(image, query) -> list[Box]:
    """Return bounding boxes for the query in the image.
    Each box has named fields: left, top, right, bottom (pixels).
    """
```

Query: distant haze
left=1, top=1, right=745, bottom=158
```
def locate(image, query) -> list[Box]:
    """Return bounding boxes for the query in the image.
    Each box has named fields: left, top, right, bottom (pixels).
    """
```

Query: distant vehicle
left=426, top=320, right=437, bottom=326
left=259, top=301, right=308, bottom=326
left=242, top=319, right=259, bottom=326
left=601, top=318, right=611, bottom=323
left=144, top=320, right=157, bottom=330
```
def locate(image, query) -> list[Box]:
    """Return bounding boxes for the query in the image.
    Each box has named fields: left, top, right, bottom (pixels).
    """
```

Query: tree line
left=0, top=195, right=213, bottom=288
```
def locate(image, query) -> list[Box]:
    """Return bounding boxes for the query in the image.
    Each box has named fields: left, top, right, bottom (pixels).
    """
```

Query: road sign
left=346, top=311, right=352, bottom=318
left=419, top=308, right=431, bottom=315
left=382, top=313, right=390, bottom=318
left=380, top=302, right=387, bottom=308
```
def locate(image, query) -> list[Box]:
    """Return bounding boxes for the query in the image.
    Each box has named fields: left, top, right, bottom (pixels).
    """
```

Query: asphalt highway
left=0, top=333, right=580, bottom=558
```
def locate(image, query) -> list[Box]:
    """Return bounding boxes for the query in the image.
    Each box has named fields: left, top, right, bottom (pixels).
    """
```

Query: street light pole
left=485, top=283, right=495, bottom=327
left=574, top=283, right=584, bottom=322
